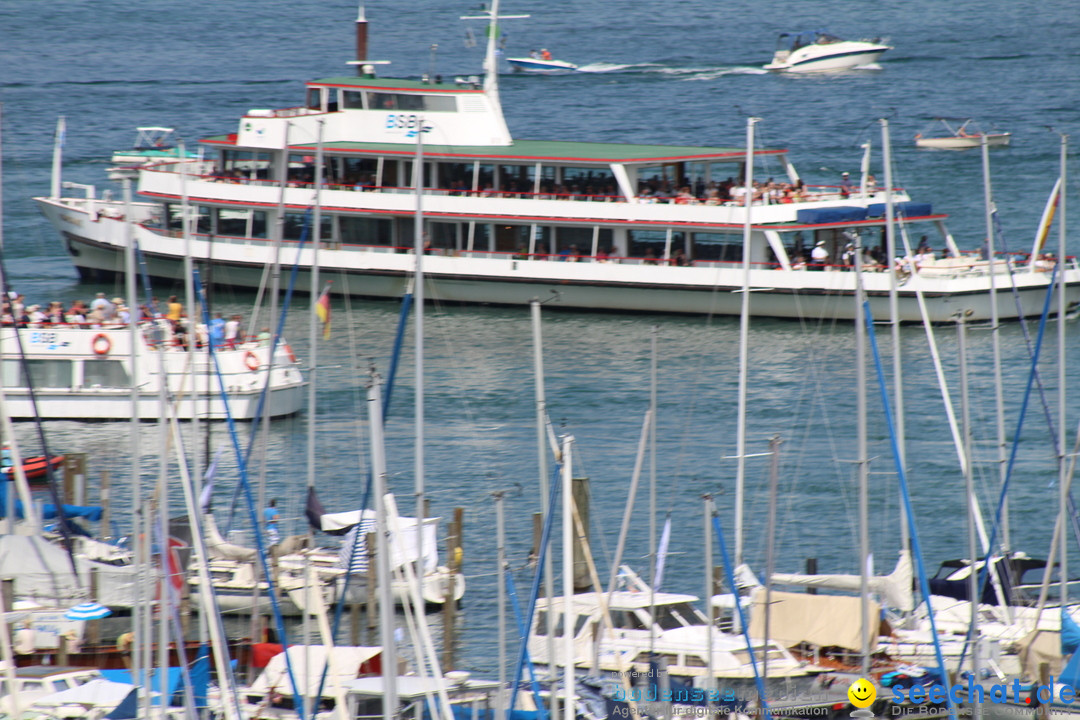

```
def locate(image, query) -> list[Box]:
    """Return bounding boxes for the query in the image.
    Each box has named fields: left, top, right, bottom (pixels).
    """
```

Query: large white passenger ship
left=33, top=9, right=1079, bottom=322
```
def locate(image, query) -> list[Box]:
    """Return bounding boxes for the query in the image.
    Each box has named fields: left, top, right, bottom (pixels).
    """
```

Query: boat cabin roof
left=203, top=134, right=778, bottom=167
left=346, top=675, right=500, bottom=700
left=535, top=590, right=699, bottom=613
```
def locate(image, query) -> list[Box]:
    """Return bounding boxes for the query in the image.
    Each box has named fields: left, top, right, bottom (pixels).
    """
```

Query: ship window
left=83, top=359, right=130, bottom=388
left=342, top=91, right=365, bottom=109
left=217, top=209, right=267, bottom=239
left=691, top=232, right=742, bottom=264
left=339, top=217, right=393, bottom=247
left=2, top=359, right=73, bottom=389
left=306, top=88, right=322, bottom=111
left=366, top=93, right=457, bottom=112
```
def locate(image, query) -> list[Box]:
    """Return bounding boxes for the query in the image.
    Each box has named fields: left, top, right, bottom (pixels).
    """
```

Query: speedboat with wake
left=507, top=51, right=578, bottom=73
left=764, top=31, right=890, bottom=73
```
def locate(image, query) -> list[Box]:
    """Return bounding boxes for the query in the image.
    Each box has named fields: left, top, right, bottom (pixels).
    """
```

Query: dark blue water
left=3, top=0, right=1080, bottom=672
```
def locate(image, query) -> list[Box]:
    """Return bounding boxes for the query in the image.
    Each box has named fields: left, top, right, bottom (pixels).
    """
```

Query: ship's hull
left=37, top=196, right=1080, bottom=324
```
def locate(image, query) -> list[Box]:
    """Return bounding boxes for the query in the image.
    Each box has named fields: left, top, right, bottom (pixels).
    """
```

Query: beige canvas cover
left=1017, top=629, right=1062, bottom=681
left=748, top=588, right=880, bottom=652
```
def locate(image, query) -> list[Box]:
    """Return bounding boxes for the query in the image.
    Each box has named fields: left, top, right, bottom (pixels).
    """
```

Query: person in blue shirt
left=264, top=498, right=280, bottom=546
left=209, top=312, right=227, bottom=348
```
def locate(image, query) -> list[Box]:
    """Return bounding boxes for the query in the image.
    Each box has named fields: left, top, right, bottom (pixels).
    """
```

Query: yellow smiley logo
left=848, top=678, right=876, bottom=709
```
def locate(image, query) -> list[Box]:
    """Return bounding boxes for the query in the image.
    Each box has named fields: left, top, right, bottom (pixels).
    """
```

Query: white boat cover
left=203, top=514, right=257, bottom=562
left=748, top=588, right=881, bottom=652
left=322, top=510, right=438, bottom=575
left=248, top=645, right=381, bottom=697
left=28, top=678, right=138, bottom=716
left=770, top=550, right=913, bottom=611
left=0, top=535, right=137, bottom=607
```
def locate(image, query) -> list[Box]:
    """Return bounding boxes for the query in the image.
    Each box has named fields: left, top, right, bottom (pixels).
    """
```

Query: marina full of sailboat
left=8, top=0, right=1080, bottom=719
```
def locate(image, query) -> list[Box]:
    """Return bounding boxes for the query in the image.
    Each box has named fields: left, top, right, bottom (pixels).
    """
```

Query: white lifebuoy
left=244, top=351, right=259, bottom=371
left=92, top=334, right=111, bottom=355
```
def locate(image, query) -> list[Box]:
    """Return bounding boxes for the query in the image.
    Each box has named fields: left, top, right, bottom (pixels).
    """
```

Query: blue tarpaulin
left=866, top=201, right=933, bottom=218
left=795, top=206, right=868, bottom=224
left=0, top=479, right=102, bottom=521
left=101, top=668, right=182, bottom=707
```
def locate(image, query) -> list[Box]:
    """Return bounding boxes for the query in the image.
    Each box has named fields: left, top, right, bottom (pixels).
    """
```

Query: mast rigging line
left=223, top=207, right=312, bottom=533
left=0, top=252, right=79, bottom=578
left=192, top=265, right=308, bottom=718
left=957, top=263, right=1059, bottom=672
left=862, top=299, right=957, bottom=720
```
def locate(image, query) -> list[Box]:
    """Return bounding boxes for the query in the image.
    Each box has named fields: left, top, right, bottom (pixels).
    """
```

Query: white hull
left=507, top=57, right=578, bottom=73
left=765, top=40, right=890, bottom=73
left=36, top=196, right=1080, bottom=324
left=916, top=133, right=1012, bottom=149
left=0, top=323, right=305, bottom=421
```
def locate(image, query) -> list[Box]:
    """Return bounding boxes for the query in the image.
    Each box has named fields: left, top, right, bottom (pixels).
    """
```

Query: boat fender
left=244, top=351, right=259, bottom=372
left=92, top=333, right=111, bottom=355
left=283, top=343, right=297, bottom=363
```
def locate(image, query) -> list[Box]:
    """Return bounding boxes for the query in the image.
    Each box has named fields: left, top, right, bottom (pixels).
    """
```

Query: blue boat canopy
left=866, top=201, right=933, bottom=218
left=796, top=206, right=868, bottom=225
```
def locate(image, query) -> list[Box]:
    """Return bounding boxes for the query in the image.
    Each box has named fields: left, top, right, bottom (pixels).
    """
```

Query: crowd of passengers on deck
left=0, top=291, right=263, bottom=349
left=207, top=158, right=861, bottom=205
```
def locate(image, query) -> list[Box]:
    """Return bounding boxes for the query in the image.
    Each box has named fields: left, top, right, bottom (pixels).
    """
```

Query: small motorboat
left=915, top=117, right=1012, bottom=150
left=507, top=50, right=577, bottom=73
left=764, top=31, right=890, bottom=73
left=107, top=126, right=197, bottom=179
left=0, top=454, right=64, bottom=483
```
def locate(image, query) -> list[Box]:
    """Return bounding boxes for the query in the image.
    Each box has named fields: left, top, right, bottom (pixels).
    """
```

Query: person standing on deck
left=264, top=499, right=280, bottom=546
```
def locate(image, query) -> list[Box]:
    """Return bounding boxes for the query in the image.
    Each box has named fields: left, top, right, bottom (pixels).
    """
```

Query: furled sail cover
left=770, top=550, right=913, bottom=612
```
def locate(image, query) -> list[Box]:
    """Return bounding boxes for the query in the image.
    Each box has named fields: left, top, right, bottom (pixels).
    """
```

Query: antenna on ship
left=347, top=2, right=390, bottom=77
left=459, top=1, right=529, bottom=102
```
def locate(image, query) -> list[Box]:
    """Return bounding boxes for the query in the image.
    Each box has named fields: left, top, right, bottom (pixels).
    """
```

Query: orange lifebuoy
left=283, top=344, right=297, bottom=363
left=92, top=334, right=111, bottom=355
left=244, top=351, right=259, bottom=371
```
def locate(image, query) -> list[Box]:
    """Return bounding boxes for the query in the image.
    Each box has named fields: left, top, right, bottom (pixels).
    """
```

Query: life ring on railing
left=244, top=351, right=259, bottom=372
left=283, top=344, right=297, bottom=363
left=92, top=334, right=111, bottom=355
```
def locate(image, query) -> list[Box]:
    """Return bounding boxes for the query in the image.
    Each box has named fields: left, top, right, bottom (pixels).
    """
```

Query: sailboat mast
left=495, top=490, right=508, bottom=720
left=957, top=310, right=982, bottom=720
left=414, top=117, right=427, bottom=584
left=530, top=299, right=557, bottom=694
left=648, top=324, right=658, bottom=656
left=735, top=116, right=758, bottom=568
left=1058, top=133, right=1069, bottom=609
left=561, top=435, right=576, bottom=720
left=308, top=123, right=323, bottom=526
left=981, top=136, right=1010, bottom=552
left=367, top=375, right=398, bottom=720
left=763, top=435, right=781, bottom=682
left=881, top=119, right=910, bottom=556
left=855, top=229, right=871, bottom=678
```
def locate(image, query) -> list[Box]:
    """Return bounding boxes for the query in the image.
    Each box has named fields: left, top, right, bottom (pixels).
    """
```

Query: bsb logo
left=384, top=114, right=433, bottom=137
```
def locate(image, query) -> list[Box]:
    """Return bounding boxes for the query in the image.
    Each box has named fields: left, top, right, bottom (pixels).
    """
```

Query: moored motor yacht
left=764, top=31, right=890, bottom=73
left=33, top=9, right=1079, bottom=323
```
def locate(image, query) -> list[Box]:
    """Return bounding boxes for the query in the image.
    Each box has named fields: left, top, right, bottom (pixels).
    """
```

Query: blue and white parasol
left=64, top=602, right=112, bottom=621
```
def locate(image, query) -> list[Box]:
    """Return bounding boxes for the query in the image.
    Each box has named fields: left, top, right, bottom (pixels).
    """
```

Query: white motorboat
left=915, top=118, right=1012, bottom=150
left=764, top=31, right=891, bottom=73
left=108, top=126, right=197, bottom=180
left=0, top=322, right=305, bottom=420
left=33, top=10, right=1080, bottom=323
left=506, top=55, right=578, bottom=73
